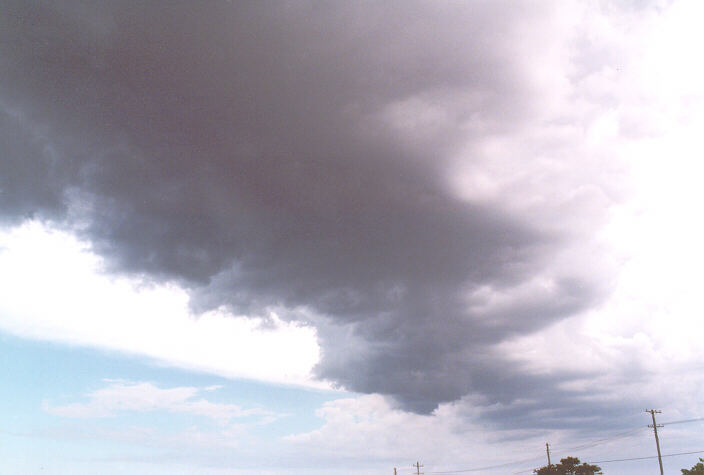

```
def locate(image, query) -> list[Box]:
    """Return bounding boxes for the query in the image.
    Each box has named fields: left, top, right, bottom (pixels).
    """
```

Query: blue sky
left=2, top=330, right=704, bottom=475
left=1, top=223, right=703, bottom=473
left=2, top=0, right=704, bottom=474
left=0, top=333, right=350, bottom=474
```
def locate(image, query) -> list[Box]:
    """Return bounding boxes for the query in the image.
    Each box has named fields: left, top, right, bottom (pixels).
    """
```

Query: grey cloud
left=0, top=0, right=614, bottom=416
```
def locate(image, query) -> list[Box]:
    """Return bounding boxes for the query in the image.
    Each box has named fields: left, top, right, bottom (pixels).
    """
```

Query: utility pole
left=413, top=461, right=424, bottom=474
left=546, top=442, right=552, bottom=466
left=646, top=409, right=664, bottom=475
left=394, top=468, right=397, bottom=475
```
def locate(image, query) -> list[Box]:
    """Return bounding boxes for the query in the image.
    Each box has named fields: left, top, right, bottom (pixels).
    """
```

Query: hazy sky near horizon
left=2, top=0, right=704, bottom=473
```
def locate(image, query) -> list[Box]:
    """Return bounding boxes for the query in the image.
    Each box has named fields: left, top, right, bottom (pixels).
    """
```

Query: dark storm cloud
left=0, top=1, right=611, bottom=415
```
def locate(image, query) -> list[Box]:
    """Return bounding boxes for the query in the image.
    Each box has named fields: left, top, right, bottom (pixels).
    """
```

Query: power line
left=428, top=427, right=644, bottom=474
left=426, top=414, right=704, bottom=475
left=593, top=448, right=704, bottom=464
left=431, top=425, right=647, bottom=474
left=428, top=455, right=545, bottom=474
left=550, top=426, right=645, bottom=453
left=510, top=449, right=704, bottom=474
left=429, top=447, right=704, bottom=475
left=662, top=416, right=704, bottom=426
left=550, top=415, right=704, bottom=454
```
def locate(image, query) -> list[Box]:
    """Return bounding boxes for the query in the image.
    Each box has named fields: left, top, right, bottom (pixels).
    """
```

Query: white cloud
left=0, top=221, right=328, bottom=389
left=284, top=394, right=607, bottom=474
left=283, top=392, right=704, bottom=474
left=4, top=4, right=704, bottom=473
left=42, top=380, right=273, bottom=422
left=489, top=0, right=704, bottom=407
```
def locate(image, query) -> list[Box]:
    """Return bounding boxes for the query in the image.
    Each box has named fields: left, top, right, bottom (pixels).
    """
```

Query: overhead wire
left=662, top=416, right=704, bottom=426
left=423, top=415, right=704, bottom=475
left=549, top=416, right=704, bottom=455
left=511, top=450, right=704, bottom=473
left=593, top=448, right=704, bottom=464
left=428, top=425, right=645, bottom=474
left=427, top=455, right=545, bottom=473
left=549, top=426, right=646, bottom=453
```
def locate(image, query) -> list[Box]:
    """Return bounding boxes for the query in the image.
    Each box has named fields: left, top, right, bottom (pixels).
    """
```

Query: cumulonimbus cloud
left=1, top=0, right=626, bottom=416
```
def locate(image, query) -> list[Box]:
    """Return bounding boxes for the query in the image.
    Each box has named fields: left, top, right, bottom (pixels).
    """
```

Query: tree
left=535, top=456, right=603, bottom=475
left=682, top=457, right=704, bottom=474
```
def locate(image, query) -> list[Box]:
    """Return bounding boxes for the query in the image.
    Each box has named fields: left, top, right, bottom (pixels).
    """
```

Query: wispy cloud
left=42, top=380, right=276, bottom=422
left=1, top=0, right=704, bottom=442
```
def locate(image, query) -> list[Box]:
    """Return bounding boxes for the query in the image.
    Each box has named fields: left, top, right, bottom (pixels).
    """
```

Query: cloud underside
left=1, top=0, right=615, bottom=415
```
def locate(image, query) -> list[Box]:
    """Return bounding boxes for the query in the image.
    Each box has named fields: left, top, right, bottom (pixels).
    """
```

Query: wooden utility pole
left=413, top=461, right=424, bottom=474
left=546, top=442, right=552, bottom=466
left=646, top=409, right=664, bottom=475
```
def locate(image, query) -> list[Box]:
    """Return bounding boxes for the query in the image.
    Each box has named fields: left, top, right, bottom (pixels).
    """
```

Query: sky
left=1, top=0, right=704, bottom=473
